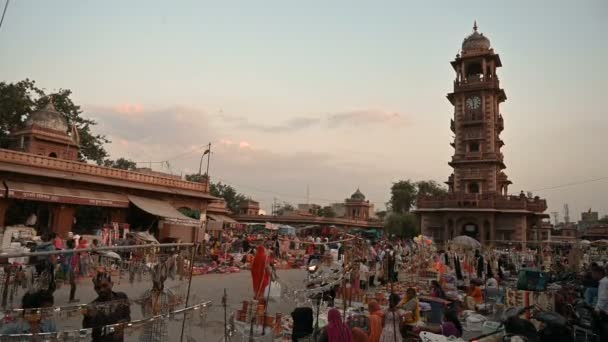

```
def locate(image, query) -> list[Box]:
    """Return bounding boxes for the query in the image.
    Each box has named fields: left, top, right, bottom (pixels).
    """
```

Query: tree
left=276, top=202, right=295, bottom=216
left=320, top=206, right=336, bottom=218
left=599, top=215, right=608, bottom=224
left=0, top=79, right=110, bottom=163
left=102, top=158, right=137, bottom=170
left=185, top=173, right=208, bottom=183
left=416, top=180, right=448, bottom=197
left=209, top=182, right=247, bottom=213
left=387, top=180, right=418, bottom=214
left=312, top=205, right=336, bottom=218
left=184, top=175, right=248, bottom=213
left=384, top=212, right=418, bottom=238
left=375, top=210, right=388, bottom=220
left=387, top=179, right=448, bottom=213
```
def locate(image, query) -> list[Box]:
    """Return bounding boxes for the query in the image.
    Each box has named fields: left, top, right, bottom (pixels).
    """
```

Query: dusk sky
left=1, top=1, right=606, bottom=218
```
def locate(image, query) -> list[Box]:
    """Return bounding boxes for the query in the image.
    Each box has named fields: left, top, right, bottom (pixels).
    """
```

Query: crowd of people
left=0, top=269, right=131, bottom=342
left=267, top=233, right=608, bottom=342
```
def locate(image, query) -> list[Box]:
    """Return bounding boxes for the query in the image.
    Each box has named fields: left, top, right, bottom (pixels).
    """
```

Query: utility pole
left=272, top=197, right=278, bottom=216
left=198, top=142, right=212, bottom=178
left=306, top=184, right=310, bottom=204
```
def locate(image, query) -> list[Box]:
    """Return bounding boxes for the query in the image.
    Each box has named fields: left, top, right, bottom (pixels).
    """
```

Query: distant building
left=581, top=224, right=608, bottom=241
left=581, top=211, right=599, bottom=223
left=7, top=102, right=80, bottom=160
left=330, top=203, right=346, bottom=218
left=297, top=203, right=321, bottom=215
left=239, top=199, right=260, bottom=215
left=232, top=188, right=382, bottom=230
left=344, top=189, right=372, bottom=221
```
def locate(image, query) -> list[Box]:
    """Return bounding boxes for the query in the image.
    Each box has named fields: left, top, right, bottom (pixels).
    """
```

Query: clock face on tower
left=466, top=96, right=481, bottom=110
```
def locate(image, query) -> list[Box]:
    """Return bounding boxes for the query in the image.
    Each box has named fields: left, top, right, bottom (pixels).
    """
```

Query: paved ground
left=16, top=270, right=482, bottom=341
left=48, top=269, right=307, bottom=341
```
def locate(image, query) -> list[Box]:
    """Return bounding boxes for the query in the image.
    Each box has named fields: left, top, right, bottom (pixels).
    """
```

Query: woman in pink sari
left=326, top=309, right=353, bottom=342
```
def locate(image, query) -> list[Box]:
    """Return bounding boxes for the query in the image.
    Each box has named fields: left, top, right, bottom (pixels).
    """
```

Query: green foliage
left=102, top=158, right=137, bottom=170
left=209, top=182, right=247, bottom=213
left=184, top=175, right=248, bottom=214
left=309, top=205, right=336, bottom=218
left=320, top=206, right=336, bottom=218
left=599, top=215, right=608, bottom=224
left=0, top=79, right=110, bottom=163
left=388, top=180, right=418, bottom=214
left=387, top=179, right=448, bottom=213
left=416, top=180, right=448, bottom=197
left=375, top=210, right=387, bottom=220
left=178, top=207, right=200, bottom=220
left=384, top=212, right=418, bottom=238
left=276, top=202, right=295, bottom=216
left=185, top=173, right=208, bottom=183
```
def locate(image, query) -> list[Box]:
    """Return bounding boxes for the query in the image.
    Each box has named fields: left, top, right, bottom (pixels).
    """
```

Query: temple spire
left=473, top=20, right=478, bottom=32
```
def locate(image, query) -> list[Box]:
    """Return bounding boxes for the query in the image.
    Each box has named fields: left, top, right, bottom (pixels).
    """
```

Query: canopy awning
left=128, top=195, right=200, bottom=227
left=4, top=180, right=129, bottom=208
left=206, top=220, right=224, bottom=231
left=207, top=213, right=238, bottom=224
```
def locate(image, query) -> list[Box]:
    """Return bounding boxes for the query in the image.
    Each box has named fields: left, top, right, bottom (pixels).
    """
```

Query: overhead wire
left=0, top=0, right=9, bottom=32
left=529, top=176, right=608, bottom=192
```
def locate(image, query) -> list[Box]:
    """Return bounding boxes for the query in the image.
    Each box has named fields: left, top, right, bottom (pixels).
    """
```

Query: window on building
left=466, top=62, right=483, bottom=80
left=469, top=142, right=480, bottom=152
left=468, top=183, right=480, bottom=194
left=48, top=152, right=57, bottom=158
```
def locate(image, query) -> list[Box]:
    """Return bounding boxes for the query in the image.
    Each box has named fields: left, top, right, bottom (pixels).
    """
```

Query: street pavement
left=24, top=270, right=480, bottom=341
left=48, top=269, right=307, bottom=341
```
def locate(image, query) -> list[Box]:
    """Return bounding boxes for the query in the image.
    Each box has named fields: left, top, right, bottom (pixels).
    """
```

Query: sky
left=1, top=1, right=607, bottom=218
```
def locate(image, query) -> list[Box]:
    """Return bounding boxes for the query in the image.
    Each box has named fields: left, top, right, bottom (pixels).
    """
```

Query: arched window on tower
left=48, top=152, right=57, bottom=158
left=466, top=62, right=483, bottom=82
left=468, top=142, right=480, bottom=152
left=468, top=182, right=480, bottom=194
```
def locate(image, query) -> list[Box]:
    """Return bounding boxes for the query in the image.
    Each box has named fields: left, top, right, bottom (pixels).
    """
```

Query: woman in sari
left=398, top=288, right=420, bottom=324
left=327, top=308, right=353, bottom=342
left=368, top=300, right=384, bottom=342
left=251, top=245, right=271, bottom=300
left=380, top=293, right=402, bottom=342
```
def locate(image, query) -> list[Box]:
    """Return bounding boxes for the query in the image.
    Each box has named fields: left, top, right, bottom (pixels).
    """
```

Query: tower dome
left=350, top=188, right=366, bottom=201
left=461, top=21, right=491, bottom=53
left=24, top=101, right=69, bottom=133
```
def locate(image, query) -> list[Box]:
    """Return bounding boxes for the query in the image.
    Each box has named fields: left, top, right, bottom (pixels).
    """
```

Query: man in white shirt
left=593, top=265, right=608, bottom=340
left=359, top=261, right=369, bottom=290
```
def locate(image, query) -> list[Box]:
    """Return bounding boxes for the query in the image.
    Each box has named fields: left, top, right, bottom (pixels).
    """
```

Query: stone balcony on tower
left=417, top=193, right=547, bottom=213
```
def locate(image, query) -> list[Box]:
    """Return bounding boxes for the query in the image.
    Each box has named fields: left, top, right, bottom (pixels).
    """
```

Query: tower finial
left=473, top=20, right=478, bottom=32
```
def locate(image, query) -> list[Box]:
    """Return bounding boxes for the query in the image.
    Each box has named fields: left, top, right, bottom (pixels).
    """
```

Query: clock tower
left=415, top=23, right=548, bottom=247
left=447, top=21, right=510, bottom=196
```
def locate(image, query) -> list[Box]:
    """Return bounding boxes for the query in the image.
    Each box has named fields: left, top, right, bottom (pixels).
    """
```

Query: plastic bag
left=264, top=281, right=281, bottom=299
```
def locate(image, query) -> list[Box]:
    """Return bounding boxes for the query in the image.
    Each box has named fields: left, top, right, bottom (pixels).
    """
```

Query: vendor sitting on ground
left=466, top=279, right=484, bottom=309
left=430, top=280, right=446, bottom=299
left=398, top=288, right=420, bottom=324
left=413, top=310, right=463, bottom=338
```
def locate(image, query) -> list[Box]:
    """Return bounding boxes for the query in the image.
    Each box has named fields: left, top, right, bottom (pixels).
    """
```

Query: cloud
left=85, top=104, right=217, bottom=162
left=326, top=109, right=405, bottom=128
left=222, top=109, right=406, bottom=133
left=224, top=114, right=320, bottom=133
left=114, top=104, right=145, bottom=116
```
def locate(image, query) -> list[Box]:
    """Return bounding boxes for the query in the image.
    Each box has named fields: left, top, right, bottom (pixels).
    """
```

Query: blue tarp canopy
left=278, top=225, right=296, bottom=236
